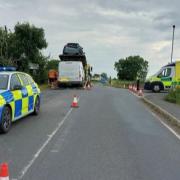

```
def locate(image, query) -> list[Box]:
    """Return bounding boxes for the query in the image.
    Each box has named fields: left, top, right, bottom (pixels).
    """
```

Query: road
left=1, top=85, right=180, bottom=180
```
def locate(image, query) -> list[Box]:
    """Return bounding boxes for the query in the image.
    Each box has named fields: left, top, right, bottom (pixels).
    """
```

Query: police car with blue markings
left=0, top=67, right=41, bottom=133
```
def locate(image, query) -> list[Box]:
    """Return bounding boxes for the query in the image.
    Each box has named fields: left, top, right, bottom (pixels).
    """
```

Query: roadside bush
left=165, top=89, right=180, bottom=104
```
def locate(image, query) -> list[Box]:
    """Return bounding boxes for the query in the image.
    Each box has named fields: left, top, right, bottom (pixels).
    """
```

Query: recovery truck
left=58, top=43, right=92, bottom=86
left=144, top=61, right=180, bottom=92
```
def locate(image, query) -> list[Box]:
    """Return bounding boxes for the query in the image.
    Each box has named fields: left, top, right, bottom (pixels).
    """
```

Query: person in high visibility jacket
left=48, top=69, right=58, bottom=88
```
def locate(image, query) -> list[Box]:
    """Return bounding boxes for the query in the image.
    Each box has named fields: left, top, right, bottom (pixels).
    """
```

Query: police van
left=144, top=61, right=180, bottom=92
left=0, top=67, right=41, bottom=133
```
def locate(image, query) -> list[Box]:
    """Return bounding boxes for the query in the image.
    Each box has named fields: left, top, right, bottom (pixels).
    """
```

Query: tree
left=0, top=26, right=13, bottom=66
left=0, top=23, right=49, bottom=83
left=114, top=56, right=148, bottom=81
left=46, top=59, right=59, bottom=70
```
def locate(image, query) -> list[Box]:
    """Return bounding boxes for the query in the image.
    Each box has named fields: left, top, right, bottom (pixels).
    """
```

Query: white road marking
left=148, top=109, right=180, bottom=140
left=17, top=96, right=80, bottom=180
left=50, top=149, right=59, bottom=153
left=130, top=89, right=180, bottom=140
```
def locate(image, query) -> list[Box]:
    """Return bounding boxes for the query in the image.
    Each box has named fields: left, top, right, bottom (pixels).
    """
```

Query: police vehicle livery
left=0, top=67, right=41, bottom=133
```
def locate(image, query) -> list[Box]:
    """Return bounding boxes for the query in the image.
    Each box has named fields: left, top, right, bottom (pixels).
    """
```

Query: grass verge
left=110, top=79, right=144, bottom=89
left=39, top=84, right=48, bottom=91
left=110, top=80, right=134, bottom=88
left=165, top=89, right=180, bottom=105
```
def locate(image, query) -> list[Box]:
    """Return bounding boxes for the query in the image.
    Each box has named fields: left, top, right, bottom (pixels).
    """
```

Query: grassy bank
left=110, top=80, right=135, bottom=88
left=110, top=79, right=145, bottom=89
left=39, top=84, right=48, bottom=91
left=165, top=89, right=180, bottom=105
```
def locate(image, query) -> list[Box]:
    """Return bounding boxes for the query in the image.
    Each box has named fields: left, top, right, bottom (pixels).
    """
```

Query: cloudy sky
left=0, top=0, right=180, bottom=77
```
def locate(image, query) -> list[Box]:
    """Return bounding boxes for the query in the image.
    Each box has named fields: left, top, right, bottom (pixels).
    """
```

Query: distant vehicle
left=58, top=61, right=85, bottom=86
left=0, top=68, right=41, bottom=133
left=63, top=43, right=84, bottom=56
left=144, top=61, right=180, bottom=92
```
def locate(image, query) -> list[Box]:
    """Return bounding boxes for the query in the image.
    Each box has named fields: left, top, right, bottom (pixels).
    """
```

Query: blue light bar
left=0, top=66, right=16, bottom=71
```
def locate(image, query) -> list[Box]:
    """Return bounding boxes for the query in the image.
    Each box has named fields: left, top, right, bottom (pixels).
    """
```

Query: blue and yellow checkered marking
left=0, top=83, right=40, bottom=122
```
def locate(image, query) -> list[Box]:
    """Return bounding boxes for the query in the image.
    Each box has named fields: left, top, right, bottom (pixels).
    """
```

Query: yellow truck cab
left=144, top=61, right=180, bottom=92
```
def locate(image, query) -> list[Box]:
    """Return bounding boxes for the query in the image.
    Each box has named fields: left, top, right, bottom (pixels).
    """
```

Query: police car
left=0, top=67, right=41, bottom=133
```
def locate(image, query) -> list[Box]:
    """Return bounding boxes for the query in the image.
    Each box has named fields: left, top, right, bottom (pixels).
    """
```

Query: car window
left=158, top=68, right=171, bottom=78
left=165, top=68, right=171, bottom=77
left=10, top=74, right=21, bottom=90
left=26, top=75, right=34, bottom=84
left=0, top=74, right=9, bottom=90
left=18, top=74, right=30, bottom=86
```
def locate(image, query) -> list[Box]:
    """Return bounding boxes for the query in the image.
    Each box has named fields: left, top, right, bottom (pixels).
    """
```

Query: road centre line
left=17, top=96, right=80, bottom=180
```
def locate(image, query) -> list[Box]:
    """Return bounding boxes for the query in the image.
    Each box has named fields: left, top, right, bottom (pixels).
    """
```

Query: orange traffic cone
left=71, top=95, right=79, bottom=108
left=138, top=89, right=143, bottom=96
left=134, top=86, right=137, bottom=93
left=87, top=84, right=91, bottom=90
left=128, top=85, right=130, bottom=90
left=0, top=163, right=9, bottom=180
left=129, top=85, right=132, bottom=91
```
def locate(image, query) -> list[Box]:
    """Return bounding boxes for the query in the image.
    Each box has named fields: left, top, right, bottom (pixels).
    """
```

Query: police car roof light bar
left=0, top=66, right=16, bottom=72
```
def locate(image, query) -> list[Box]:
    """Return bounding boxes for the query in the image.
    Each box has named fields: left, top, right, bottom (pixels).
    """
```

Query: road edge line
left=142, top=97, right=180, bottom=125
left=142, top=97, right=180, bottom=139
left=150, top=110, right=180, bottom=140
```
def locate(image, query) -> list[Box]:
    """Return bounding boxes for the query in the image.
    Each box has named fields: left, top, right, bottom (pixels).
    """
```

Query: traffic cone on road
left=138, top=89, right=143, bottom=96
left=129, top=85, right=132, bottom=91
left=134, top=86, right=137, bottom=93
left=71, top=95, right=79, bottom=108
left=87, top=84, right=91, bottom=90
left=0, top=163, right=9, bottom=180
left=133, top=85, right=136, bottom=92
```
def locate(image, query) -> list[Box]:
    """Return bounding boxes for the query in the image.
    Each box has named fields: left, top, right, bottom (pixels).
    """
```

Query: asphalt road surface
left=1, top=85, right=180, bottom=180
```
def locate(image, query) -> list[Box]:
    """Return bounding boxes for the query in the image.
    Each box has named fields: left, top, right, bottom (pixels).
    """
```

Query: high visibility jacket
left=48, top=70, right=58, bottom=78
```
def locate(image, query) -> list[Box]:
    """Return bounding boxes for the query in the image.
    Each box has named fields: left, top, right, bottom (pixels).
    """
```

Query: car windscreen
left=67, top=43, right=78, bottom=48
left=0, top=74, right=9, bottom=90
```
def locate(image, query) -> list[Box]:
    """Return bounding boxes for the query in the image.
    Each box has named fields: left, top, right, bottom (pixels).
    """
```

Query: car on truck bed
left=63, top=43, right=84, bottom=56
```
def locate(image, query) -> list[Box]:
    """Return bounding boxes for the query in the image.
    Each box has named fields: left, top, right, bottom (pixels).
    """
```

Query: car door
left=25, top=74, right=36, bottom=112
left=10, top=73, right=23, bottom=120
left=18, top=73, right=29, bottom=115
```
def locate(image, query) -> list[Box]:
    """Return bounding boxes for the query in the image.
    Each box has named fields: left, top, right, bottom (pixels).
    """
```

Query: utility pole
left=170, top=25, right=175, bottom=63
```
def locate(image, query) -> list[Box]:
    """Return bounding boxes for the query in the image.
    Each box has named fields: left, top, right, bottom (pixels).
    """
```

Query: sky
left=0, top=0, right=180, bottom=77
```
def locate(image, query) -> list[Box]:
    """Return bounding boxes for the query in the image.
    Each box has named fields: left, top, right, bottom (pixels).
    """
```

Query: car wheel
left=33, top=97, right=40, bottom=115
left=0, top=106, right=12, bottom=133
left=152, top=84, right=161, bottom=93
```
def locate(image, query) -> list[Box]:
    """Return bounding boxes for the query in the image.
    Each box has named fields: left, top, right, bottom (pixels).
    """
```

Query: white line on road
left=17, top=96, right=80, bottom=180
left=148, top=109, right=180, bottom=140
left=130, top=90, right=180, bottom=140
